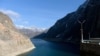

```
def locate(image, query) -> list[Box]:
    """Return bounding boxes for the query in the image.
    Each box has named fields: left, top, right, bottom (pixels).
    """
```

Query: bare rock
left=0, top=12, right=34, bottom=56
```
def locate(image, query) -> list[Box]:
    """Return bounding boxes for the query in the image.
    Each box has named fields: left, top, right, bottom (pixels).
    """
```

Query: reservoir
left=18, top=39, right=79, bottom=56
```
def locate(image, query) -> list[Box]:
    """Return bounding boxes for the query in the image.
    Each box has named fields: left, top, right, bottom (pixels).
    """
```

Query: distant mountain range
left=17, top=26, right=47, bottom=38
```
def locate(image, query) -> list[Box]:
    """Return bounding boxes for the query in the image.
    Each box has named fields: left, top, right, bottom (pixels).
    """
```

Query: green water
left=18, top=39, right=79, bottom=56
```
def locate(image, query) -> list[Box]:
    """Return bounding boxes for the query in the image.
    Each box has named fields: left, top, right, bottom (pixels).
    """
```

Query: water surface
left=18, top=39, right=79, bottom=56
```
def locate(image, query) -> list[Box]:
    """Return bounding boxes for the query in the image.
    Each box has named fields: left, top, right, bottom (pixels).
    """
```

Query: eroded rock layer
left=0, top=12, right=34, bottom=56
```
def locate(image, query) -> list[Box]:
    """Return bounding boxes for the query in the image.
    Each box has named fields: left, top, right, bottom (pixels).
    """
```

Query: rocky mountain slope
left=44, top=0, right=100, bottom=44
left=0, top=12, right=34, bottom=56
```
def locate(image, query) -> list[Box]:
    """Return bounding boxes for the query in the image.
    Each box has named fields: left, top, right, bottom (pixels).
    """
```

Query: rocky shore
left=80, top=43, right=100, bottom=56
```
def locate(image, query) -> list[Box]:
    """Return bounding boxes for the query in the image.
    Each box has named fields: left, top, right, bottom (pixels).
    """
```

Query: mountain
left=44, top=0, right=100, bottom=44
left=0, top=12, right=34, bottom=56
left=17, top=27, right=47, bottom=38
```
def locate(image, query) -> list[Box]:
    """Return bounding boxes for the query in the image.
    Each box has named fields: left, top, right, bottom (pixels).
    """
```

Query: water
left=18, top=39, right=79, bottom=56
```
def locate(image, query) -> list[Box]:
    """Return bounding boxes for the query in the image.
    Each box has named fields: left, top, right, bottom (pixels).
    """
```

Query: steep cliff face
left=45, top=0, right=100, bottom=43
left=0, top=12, right=34, bottom=56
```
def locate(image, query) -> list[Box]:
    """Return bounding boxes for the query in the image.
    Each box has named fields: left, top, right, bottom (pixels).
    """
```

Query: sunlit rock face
left=45, top=0, right=100, bottom=43
left=0, top=12, right=34, bottom=56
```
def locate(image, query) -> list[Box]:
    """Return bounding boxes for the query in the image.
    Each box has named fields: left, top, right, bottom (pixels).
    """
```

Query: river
left=18, top=39, right=79, bottom=56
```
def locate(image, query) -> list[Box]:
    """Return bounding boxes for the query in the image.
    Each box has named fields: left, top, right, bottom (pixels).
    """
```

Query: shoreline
left=7, top=47, right=35, bottom=56
left=81, top=43, right=100, bottom=56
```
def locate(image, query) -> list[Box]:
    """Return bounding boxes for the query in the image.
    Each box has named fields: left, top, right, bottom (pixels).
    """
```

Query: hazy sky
left=0, top=0, right=85, bottom=28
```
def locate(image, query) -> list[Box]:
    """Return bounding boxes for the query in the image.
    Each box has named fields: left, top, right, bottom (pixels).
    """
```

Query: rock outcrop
left=45, top=0, right=100, bottom=44
left=0, top=12, right=34, bottom=56
left=81, top=43, right=100, bottom=56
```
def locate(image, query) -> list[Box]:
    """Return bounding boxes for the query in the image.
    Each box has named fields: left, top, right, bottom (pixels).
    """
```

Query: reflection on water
left=18, top=39, right=79, bottom=56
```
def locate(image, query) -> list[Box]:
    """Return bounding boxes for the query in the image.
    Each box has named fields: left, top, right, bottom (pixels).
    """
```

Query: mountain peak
left=0, top=12, right=34, bottom=56
left=0, top=12, right=15, bottom=29
left=45, top=0, right=100, bottom=44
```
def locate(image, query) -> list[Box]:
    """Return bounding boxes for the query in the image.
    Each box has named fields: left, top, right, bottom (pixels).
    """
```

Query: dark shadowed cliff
left=44, top=0, right=100, bottom=44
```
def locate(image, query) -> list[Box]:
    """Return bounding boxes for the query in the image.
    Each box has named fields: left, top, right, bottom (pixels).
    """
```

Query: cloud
left=15, top=24, right=47, bottom=31
left=15, top=25, right=38, bottom=29
left=0, top=9, right=20, bottom=18
left=23, top=21, right=29, bottom=24
left=15, top=25, right=26, bottom=29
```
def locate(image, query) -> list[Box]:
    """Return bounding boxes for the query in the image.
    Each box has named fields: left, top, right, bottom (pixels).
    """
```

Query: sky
left=0, top=0, right=85, bottom=28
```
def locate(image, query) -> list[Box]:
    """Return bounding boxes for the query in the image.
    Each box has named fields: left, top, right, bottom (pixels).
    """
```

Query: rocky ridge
left=0, top=12, right=34, bottom=56
left=45, top=0, right=100, bottom=44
